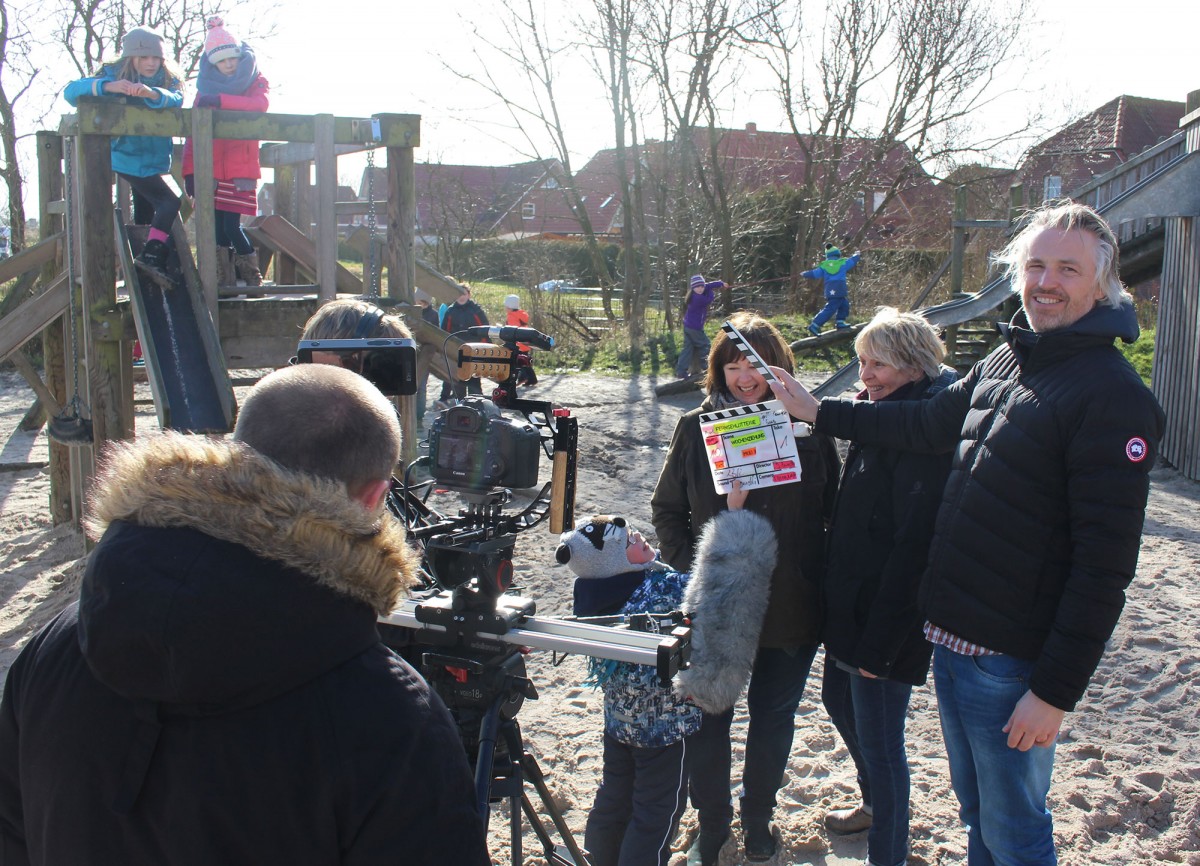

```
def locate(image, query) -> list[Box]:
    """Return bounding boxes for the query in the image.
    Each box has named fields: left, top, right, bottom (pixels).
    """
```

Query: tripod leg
left=520, top=750, right=592, bottom=866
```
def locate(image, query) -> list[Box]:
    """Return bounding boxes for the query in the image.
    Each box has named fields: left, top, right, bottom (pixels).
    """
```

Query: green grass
left=1120, top=328, right=1155, bottom=385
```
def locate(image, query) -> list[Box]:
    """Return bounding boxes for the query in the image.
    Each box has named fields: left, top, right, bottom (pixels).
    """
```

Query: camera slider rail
left=382, top=594, right=691, bottom=686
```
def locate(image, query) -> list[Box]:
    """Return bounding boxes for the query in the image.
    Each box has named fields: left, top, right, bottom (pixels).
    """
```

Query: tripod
left=418, top=633, right=591, bottom=866
left=478, top=693, right=590, bottom=866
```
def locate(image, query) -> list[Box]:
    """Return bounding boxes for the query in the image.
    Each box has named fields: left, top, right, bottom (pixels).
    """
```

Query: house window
left=873, top=191, right=887, bottom=212
left=522, top=202, right=536, bottom=220
left=542, top=177, right=559, bottom=189
left=1043, top=175, right=1062, bottom=200
left=854, top=192, right=866, bottom=211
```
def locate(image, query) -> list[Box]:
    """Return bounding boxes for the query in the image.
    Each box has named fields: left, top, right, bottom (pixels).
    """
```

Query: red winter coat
left=182, top=74, right=269, bottom=182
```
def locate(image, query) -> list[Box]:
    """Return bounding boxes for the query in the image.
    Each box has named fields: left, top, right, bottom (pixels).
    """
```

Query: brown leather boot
left=233, top=250, right=264, bottom=297
left=233, top=250, right=264, bottom=294
left=215, top=247, right=235, bottom=289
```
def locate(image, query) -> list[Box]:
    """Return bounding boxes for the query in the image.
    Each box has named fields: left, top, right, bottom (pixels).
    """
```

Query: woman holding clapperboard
left=650, top=311, right=840, bottom=865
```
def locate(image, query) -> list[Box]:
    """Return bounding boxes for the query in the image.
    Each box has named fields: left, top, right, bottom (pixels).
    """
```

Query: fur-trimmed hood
left=85, top=432, right=418, bottom=614
left=78, top=432, right=420, bottom=710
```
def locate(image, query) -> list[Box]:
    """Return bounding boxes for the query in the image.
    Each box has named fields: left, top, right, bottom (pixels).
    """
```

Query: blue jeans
left=822, top=659, right=913, bottom=866
left=933, top=646, right=1057, bottom=866
left=689, top=644, right=818, bottom=831
left=811, top=296, right=850, bottom=328
left=585, top=733, right=690, bottom=866
left=675, top=326, right=711, bottom=377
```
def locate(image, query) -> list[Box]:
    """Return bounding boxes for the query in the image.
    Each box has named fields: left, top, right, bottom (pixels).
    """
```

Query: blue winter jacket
left=64, top=64, right=183, bottom=177
left=802, top=253, right=861, bottom=299
left=576, top=564, right=702, bottom=748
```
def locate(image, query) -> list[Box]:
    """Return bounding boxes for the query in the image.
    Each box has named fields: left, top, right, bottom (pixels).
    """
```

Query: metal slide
left=117, top=216, right=236, bottom=433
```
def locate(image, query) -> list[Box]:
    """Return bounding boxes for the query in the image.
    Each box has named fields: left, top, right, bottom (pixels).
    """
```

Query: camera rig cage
left=376, top=323, right=691, bottom=865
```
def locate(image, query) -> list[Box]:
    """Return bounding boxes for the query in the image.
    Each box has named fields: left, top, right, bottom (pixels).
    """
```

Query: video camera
left=295, top=337, right=417, bottom=395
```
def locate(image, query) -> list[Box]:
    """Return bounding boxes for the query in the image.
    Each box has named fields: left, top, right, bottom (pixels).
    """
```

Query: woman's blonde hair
left=704, top=310, right=794, bottom=398
left=855, top=307, right=946, bottom=380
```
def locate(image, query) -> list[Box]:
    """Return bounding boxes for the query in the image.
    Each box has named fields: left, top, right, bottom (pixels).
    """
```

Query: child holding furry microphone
left=557, top=495, right=775, bottom=866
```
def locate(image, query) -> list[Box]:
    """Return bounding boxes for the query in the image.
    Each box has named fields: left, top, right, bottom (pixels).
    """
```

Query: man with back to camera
left=0, top=364, right=490, bottom=865
left=765, top=201, right=1164, bottom=865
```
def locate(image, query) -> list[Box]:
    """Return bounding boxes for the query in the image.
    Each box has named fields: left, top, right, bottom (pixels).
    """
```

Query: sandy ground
left=0, top=368, right=1197, bottom=866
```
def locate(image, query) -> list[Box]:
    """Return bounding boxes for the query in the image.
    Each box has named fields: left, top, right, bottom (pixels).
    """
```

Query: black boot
left=135, top=239, right=173, bottom=288
left=742, top=816, right=777, bottom=862
left=686, top=827, right=728, bottom=866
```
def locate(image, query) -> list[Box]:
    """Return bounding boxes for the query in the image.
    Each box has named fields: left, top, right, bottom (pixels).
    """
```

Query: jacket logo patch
left=1125, top=437, right=1148, bottom=462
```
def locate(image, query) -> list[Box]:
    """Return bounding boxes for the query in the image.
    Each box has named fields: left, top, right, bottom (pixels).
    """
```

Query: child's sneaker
left=807, top=323, right=821, bottom=337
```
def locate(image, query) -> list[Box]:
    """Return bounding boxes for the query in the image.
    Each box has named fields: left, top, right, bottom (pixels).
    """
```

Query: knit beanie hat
left=504, top=294, right=521, bottom=310
left=826, top=246, right=841, bottom=259
left=204, top=17, right=242, bottom=65
left=690, top=274, right=705, bottom=290
left=122, top=27, right=165, bottom=59
left=556, top=515, right=635, bottom=579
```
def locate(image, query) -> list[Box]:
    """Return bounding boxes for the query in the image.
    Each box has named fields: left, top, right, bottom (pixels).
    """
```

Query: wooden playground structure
left=0, top=101, right=471, bottom=527
left=1, top=93, right=1197, bottom=533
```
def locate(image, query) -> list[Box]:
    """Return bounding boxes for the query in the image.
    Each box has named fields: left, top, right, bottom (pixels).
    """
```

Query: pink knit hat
left=204, top=17, right=241, bottom=64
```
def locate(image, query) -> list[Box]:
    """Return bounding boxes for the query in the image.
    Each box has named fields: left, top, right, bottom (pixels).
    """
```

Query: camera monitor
left=296, top=338, right=418, bottom=396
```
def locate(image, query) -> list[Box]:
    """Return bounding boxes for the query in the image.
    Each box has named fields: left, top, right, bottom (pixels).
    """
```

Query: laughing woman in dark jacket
left=651, top=311, right=840, bottom=865
left=819, top=308, right=955, bottom=866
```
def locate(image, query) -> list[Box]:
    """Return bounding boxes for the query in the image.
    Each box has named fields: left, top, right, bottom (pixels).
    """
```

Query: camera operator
left=0, top=365, right=490, bottom=865
left=301, top=296, right=413, bottom=362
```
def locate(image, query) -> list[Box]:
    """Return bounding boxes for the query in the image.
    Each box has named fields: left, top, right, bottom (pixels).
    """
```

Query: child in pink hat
left=182, top=17, right=270, bottom=293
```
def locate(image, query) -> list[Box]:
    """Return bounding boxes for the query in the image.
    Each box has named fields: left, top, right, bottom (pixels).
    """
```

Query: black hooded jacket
left=815, top=301, right=1163, bottom=710
left=0, top=433, right=489, bottom=866
left=822, top=367, right=957, bottom=686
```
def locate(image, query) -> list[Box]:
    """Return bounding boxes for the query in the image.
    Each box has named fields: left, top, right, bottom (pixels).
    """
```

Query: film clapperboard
left=699, top=322, right=812, bottom=495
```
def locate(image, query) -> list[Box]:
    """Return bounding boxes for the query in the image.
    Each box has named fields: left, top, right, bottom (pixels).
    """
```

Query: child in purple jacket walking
left=676, top=274, right=723, bottom=378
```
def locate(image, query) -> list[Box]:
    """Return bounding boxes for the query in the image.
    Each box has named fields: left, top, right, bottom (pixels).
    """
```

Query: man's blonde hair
left=993, top=200, right=1130, bottom=308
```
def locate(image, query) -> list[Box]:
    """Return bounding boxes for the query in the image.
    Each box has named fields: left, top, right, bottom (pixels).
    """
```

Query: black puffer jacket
left=822, top=367, right=956, bottom=686
left=815, top=302, right=1163, bottom=710
left=0, top=434, right=489, bottom=866
left=652, top=395, right=840, bottom=649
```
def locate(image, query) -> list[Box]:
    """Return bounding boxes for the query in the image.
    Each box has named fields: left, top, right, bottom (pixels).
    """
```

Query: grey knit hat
left=121, top=27, right=166, bottom=60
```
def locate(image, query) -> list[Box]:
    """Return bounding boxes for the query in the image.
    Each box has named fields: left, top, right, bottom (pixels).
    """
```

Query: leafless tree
left=743, top=0, right=1030, bottom=304
left=450, top=0, right=616, bottom=301
left=0, top=0, right=44, bottom=250
left=54, top=0, right=279, bottom=79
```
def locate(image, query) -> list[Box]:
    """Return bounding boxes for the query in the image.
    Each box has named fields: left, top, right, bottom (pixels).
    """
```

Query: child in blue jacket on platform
left=803, top=244, right=861, bottom=335
left=64, top=27, right=184, bottom=284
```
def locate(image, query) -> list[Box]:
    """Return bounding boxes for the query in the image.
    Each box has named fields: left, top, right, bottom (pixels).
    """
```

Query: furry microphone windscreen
left=674, top=509, right=777, bottom=713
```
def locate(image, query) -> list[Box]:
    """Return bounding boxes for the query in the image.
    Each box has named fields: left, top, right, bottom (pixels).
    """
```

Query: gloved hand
left=184, top=175, right=195, bottom=197
left=194, top=94, right=220, bottom=109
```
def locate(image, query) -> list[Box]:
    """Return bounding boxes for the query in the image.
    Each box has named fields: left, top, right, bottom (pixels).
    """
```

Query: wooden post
left=1008, top=183, right=1024, bottom=224
left=77, top=133, right=125, bottom=443
left=272, top=164, right=298, bottom=285
left=950, top=185, right=967, bottom=297
left=297, top=161, right=314, bottom=238
left=314, top=114, right=337, bottom=301
left=193, top=107, right=219, bottom=317
left=384, top=139, right=416, bottom=304
left=37, top=132, right=73, bottom=525
left=385, top=133, right=417, bottom=466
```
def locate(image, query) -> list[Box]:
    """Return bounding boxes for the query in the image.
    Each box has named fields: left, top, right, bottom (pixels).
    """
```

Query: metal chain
left=365, top=147, right=379, bottom=297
